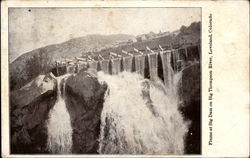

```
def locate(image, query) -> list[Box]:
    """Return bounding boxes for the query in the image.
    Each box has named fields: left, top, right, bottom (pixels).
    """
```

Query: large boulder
left=10, top=73, right=57, bottom=153
left=65, top=69, right=107, bottom=153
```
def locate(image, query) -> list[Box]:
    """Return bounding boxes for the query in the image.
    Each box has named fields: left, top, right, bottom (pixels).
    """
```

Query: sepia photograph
left=8, top=7, right=201, bottom=155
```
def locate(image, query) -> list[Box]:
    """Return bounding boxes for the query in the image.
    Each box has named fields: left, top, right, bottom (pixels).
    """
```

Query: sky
left=9, top=8, right=201, bottom=62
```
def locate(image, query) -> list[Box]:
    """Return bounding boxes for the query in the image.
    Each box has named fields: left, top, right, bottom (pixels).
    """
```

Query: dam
left=53, top=44, right=200, bottom=87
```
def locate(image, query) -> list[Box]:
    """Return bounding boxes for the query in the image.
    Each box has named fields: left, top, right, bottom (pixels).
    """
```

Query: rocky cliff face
left=10, top=73, right=57, bottom=153
left=179, top=63, right=201, bottom=154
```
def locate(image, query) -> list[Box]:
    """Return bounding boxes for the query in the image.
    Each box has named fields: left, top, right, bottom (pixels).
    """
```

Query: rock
left=11, top=73, right=57, bottom=109
left=65, top=70, right=107, bottom=153
left=11, top=70, right=107, bottom=154
left=179, top=63, right=201, bottom=154
left=180, top=63, right=200, bottom=107
left=10, top=73, right=57, bottom=154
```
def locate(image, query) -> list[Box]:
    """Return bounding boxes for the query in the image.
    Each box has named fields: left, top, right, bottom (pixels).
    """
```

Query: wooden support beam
left=65, top=58, right=74, bottom=64
left=122, top=50, right=133, bottom=56
left=159, top=45, right=164, bottom=51
left=134, top=48, right=139, bottom=53
left=68, top=62, right=74, bottom=65
left=122, top=50, right=128, bottom=55
left=78, top=60, right=88, bottom=64
left=133, top=48, right=143, bottom=55
left=138, top=51, right=144, bottom=55
left=110, top=52, right=122, bottom=58
left=87, top=56, right=94, bottom=61
left=110, top=52, right=117, bottom=56
left=75, top=57, right=87, bottom=62
left=109, top=55, right=115, bottom=59
left=146, top=46, right=154, bottom=53
left=60, top=61, right=66, bottom=65
left=98, top=54, right=104, bottom=60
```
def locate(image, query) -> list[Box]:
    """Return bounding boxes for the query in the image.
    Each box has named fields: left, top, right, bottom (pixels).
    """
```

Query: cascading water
left=172, top=50, right=179, bottom=72
left=160, top=51, right=174, bottom=90
left=122, top=56, right=133, bottom=72
left=97, top=70, right=188, bottom=154
left=100, top=60, right=109, bottom=74
left=135, top=55, right=145, bottom=77
left=148, top=53, right=158, bottom=81
left=89, top=61, right=98, bottom=70
left=46, top=75, right=73, bottom=154
left=111, top=58, right=121, bottom=75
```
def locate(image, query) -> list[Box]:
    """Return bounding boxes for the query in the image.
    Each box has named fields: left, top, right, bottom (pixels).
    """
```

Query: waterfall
left=111, top=58, right=121, bottom=75
left=97, top=71, right=188, bottom=154
left=100, top=60, right=109, bottom=74
left=46, top=74, right=73, bottom=154
left=148, top=53, right=158, bottom=81
left=88, top=61, right=98, bottom=70
left=97, top=61, right=102, bottom=71
left=122, top=56, right=133, bottom=72
left=135, top=55, right=145, bottom=77
left=160, top=51, right=174, bottom=90
left=172, top=50, right=179, bottom=72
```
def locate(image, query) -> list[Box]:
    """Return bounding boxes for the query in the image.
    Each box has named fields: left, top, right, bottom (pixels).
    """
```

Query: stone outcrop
left=10, top=73, right=57, bottom=153
left=65, top=69, right=107, bottom=153
left=11, top=73, right=57, bottom=109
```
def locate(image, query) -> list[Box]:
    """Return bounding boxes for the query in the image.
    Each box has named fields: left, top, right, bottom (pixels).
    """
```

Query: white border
left=1, top=1, right=249, bottom=157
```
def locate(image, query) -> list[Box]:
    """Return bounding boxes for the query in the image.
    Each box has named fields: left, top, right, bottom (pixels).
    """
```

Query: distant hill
left=10, top=34, right=134, bottom=90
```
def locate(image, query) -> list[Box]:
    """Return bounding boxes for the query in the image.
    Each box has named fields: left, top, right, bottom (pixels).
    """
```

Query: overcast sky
left=9, top=8, right=201, bottom=62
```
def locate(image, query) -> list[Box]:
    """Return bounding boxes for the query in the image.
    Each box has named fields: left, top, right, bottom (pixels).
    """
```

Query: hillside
left=9, top=34, right=134, bottom=90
